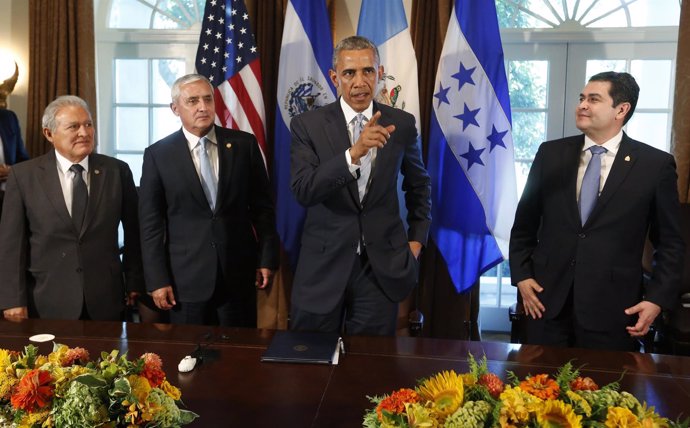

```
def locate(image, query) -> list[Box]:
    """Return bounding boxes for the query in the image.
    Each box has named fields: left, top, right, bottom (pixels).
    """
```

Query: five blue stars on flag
left=196, top=0, right=259, bottom=85
left=434, top=61, right=510, bottom=170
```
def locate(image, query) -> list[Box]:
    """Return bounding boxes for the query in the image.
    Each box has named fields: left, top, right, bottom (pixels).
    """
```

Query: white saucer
left=29, top=334, right=55, bottom=343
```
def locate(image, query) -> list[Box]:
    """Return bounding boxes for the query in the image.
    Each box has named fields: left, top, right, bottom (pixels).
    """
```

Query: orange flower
left=141, top=353, right=163, bottom=371
left=570, top=376, right=599, bottom=391
left=63, top=347, right=90, bottom=366
left=140, top=366, right=166, bottom=388
left=10, top=369, right=54, bottom=412
left=519, top=373, right=560, bottom=400
left=377, top=388, right=420, bottom=420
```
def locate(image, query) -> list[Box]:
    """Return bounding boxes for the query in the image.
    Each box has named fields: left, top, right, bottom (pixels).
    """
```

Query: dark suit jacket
left=0, top=151, right=143, bottom=320
left=290, top=101, right=431, bottom=313
left=0, top=109, right=29, bottom=166
left=510, top=133, right=685, bottom=332
left=138, top=126, right=279, bottom=302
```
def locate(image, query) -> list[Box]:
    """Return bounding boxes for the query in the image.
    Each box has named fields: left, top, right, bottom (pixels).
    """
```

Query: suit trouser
left=169, top=266, right=256, bottom=327
left=524, top=286, right=640, bottom=352
left=290, top=250, right=398, bottom=336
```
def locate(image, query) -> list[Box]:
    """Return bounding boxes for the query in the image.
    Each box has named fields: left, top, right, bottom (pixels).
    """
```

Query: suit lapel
left=324, top=103, right=360, bottom=207
left=82, top=155, right=106, bottom=237
left=362, top=103, right=389, bottom=206
left=170, top=130, right=211, bottom=211
left=37, top=151, right=74, bottom=231
left=587, top=134, right=638, bottom=224
left=215, top=126, right=234, bottom=211
left=562, top=136, right=584, bottom=227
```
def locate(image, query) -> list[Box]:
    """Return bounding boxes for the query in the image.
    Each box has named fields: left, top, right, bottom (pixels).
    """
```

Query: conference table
left=0, top=319, right=688, bottom=427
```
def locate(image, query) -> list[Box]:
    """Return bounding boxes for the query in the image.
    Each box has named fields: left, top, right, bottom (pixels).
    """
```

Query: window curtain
left=672, top=1, right=690, bottom=203
left=26, top=0, right=97, bottom=157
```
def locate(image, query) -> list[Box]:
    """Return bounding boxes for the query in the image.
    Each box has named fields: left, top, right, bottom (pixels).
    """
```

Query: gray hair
left=171, top=74, right=214, bottom=103
left=332, top=36, right=380, bottom=69
left=42, top=95, right=91, bottom=133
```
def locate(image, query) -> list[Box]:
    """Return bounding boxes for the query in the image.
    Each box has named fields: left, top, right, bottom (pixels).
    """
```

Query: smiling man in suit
left=510, top=71, right=685, bottom=351
left=0, top=95, right=143, bottom=320
left=139, top=74, right=278, bottom=327
left=289, top=36, right=431, bottom=336
left=0, top=108, right=30, bottom=218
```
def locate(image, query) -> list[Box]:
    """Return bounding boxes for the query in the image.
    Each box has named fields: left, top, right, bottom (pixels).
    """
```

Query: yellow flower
left=499, top=385, right=540, bottom=427
left=566, top=390, right=591, bottom=417
left=404, top=402, right=436, bottom=427
left=416, top=370, right=464, bottom=417
left=17, top=408, right=50, bottom=428
left=536, top=400, right=582, bottom=428
left=461, top=373, right=477, bottom=387
left=48, top=344, right=69, bottom=366
left=128, top=375, right=152, bottom=404
left=0, top=349, right=12, bottom=370
left=639, top=402, right=670, bottom=428
left=0, top=371, right=18, bottom=400
left=605, top=407, right=642, bottom=428
left=160, top=380, right=181, bottom=400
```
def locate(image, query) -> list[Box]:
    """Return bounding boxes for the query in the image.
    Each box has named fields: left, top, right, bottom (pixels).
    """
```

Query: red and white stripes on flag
left=195, top=0, right=267, bottom=160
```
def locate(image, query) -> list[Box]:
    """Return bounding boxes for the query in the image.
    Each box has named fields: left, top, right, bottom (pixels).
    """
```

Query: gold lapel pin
left=624, top=155, right=631, bottom=162
left=226, top=143, right=232, bottom=149
left=94, top=169, right=100, bottom=175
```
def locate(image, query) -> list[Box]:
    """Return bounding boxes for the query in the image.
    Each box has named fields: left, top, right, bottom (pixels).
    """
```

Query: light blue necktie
left=198, top=137, right=217, bottom=210
left=351, top=113, right=369, bottom=201
left=579, top=145, right=607, bottom=225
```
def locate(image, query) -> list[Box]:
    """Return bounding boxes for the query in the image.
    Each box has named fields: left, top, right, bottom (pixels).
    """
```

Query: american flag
left=195, top=0, right=267, bottom=158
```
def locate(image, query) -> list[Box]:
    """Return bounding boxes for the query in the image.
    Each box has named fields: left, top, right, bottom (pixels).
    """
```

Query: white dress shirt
left=55, top=151, right=89, bottom=217
left=183, top=126, right=219, bottom=183
left=342, top=97, right=376, bottom=200
left=576, top=130, right=622, bottom=200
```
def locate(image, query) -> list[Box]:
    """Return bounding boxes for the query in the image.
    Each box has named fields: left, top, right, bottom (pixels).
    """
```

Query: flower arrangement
left=363, top=354, right=689, bottom=428
left=0, top=343, right=197, bottom=427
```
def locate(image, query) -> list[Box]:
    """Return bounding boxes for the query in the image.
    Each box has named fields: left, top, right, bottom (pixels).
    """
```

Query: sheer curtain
left=672, top=0, right=690, bottom=203
left=26, top=0, right=97, bottom=157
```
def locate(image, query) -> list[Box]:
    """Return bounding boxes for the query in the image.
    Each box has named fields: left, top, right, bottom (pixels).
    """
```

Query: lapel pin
left=94, top=169, right=100, bottom=175
left=624, top=155, right=630, bottom=162
left=226, top=143, right=232, bottom=149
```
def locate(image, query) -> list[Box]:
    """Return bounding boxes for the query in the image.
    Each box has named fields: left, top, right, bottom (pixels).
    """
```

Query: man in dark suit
left=0, top=96, right=143, bottom=320
left=510, top=71, right=684, bottom=351
left=0, top=108, right=30, bottom=217
left=139, top=74, right=278, bottom=327
left=289, top=36, right=431, bottom=336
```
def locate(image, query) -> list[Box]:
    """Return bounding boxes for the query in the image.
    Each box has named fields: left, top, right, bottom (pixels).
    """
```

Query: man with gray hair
left=0, top=95, right=143, bottom=320
left=139, top=74, right=278, bottom=326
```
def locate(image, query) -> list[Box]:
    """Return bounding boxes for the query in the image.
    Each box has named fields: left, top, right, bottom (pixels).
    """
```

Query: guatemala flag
left=274, top=0, right=335, bottom=270
left=357, top=0, right=421, bottom=227
left=427, top=0, right=518, bottom=293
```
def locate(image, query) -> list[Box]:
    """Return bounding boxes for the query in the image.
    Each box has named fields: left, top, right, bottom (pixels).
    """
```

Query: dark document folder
left=261, top=331, right=343, bottom=365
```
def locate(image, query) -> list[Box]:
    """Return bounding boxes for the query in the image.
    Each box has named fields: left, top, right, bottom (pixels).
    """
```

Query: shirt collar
left=183, top=126, right=217, bottom=151
left=55, top=150, right=89, bottom=174
left=583, top=130, right=623, bottom=156
left=340, top=97, right=374, bottom=125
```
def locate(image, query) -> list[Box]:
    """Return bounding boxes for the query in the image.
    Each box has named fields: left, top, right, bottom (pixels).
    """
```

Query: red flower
left=10, top=369, right=54, bottom=412
left=140, top=366, right=166, bottom=388
left=376, top=388, right=420, bottom=420
left=570, top=376, right=599, bottom=391
left=63, top=347, right=90, bottom=366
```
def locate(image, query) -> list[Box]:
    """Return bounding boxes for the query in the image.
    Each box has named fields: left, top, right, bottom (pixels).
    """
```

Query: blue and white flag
left=274, top=0, right=335, bottom=270
left=357, top=0, right=421, bottom=227
left=357, top=0, right=421, bottom=130
left=427, top=0, right=518, bottom=293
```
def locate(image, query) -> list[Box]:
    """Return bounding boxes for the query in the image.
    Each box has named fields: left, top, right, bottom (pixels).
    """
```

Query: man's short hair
left=332, top=36, right=380, bottom=69
left=171, top=74, right=213, bottom=103
left=588, top=71, right=639, bottom=125
left=41, top=95, right=91, bottom=133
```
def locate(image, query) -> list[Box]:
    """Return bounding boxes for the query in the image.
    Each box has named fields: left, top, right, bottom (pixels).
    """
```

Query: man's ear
left=378, top=65, right=385, bottom=81
left=42, top=128, right=53, bottom=143
left=616, top=102, right=631, bottom=121
left=170, top=102, right=179, bottom=116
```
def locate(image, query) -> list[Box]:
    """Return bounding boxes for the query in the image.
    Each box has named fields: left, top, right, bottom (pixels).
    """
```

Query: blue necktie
left=70, top=164, right=88, bottom=232
left=351, top=113, right=369, bottom=201
left=579, top=145, right=607, bottom=225
left=198, top=137, right=217, bottom=209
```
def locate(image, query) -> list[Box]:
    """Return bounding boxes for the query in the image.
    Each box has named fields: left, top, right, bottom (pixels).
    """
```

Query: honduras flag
left=357, top=0, right=421, bottom=228
left=274, top=0, right=335, bottom=270
left=427, top=0, right=518, bottom=293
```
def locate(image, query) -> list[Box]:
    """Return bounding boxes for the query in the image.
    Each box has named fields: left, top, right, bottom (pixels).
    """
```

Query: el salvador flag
left=357, top=0, right=421, bottom=228
left=274, top=0, right=335, bottom=270
left=427, top=0, right=518, bottom=293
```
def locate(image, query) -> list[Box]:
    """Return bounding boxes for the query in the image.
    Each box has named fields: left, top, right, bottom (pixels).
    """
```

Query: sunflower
left=499, top=385, right=540, bottom=427
left=519, top=374, right=560, bottom=400
left=536, top=400, right=582, bottom=428
left=605, top=407, right=642, bottom=428
left=416, top=370, right=464, bottom=417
